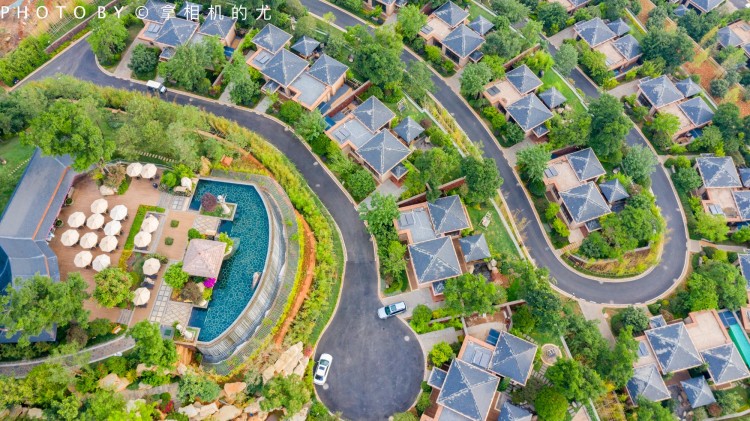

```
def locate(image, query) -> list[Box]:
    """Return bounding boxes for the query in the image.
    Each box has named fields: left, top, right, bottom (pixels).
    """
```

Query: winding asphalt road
left=20, top=40, right=424, bottom=420
left=302, top=0, right=689, bottom=305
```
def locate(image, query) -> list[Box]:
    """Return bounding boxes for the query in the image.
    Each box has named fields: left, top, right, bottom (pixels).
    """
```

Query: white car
left=378, top=302, right=407, bottom=319
left=313, top=353, right=333, bottom=385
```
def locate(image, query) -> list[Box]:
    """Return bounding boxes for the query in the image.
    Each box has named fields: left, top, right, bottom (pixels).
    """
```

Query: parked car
left=313, top=353, right=333, bottom=385
left=146, top=80, right=167, bottom=94
left=378, top=302, right=407, bottom=319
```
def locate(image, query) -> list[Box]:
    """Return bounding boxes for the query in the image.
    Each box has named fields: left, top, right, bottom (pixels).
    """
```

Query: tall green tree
left=403, top=61, right=435, bottom=104
left=230, top=77, right=260, bottom=106
left=21, top=99, right=114, bottom=171
left=553, top=43, right=578, bottom=76
left=261, top=375, right=311, bottom=416
left=622, top=144, right=658, bottom=186
left=635, top=397, right=677, bottom=421
left=82, top=389, right=127, bottom=420
left=673, top=167, right=702, bottom=192
left=128, top=44, right=160, bottom=78
left=88, top=14, right=128, bottom=65
left=695, top=211, right=729, bottom=243
left=516, top=144, right=550, bottom=183
left=536, top=2, right=568, bottom=34
left=588, top=94, right=630, bottom=163
left=641, top=27, right=695, bottom=72
left=546, top=358, right=605, bottom=402
left=460, top=157, right=503, bottom=205
left=359, top=193, right=400, bottom=244
left=548, top=108, right=591, bottom=148
left=397, top=5, right=428, bottom=40
left=444, top=273, right=505, bottom=317
left=93, top=267, right=134, bottom=308
left=601, top=327, right=639, bottom=387
left=128, top=321, right=178, bottom=368
left=687, top=273, right=719, bottom=311
left=696, top=261, right=748, bottom=311
left=490, top=0, right=528, bottom=23
left=294, top=15, right=318, bottom=38
left=460, top=62, right=493, bottom=98
left=297, top=111, right=327, bottom=143
left=534, top=387, right=568, bottom=420
left=0, top=274, right=89, bottom=346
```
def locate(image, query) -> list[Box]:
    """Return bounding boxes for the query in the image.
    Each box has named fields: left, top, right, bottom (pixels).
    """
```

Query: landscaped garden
left=0, top=137, right=35, bottom=213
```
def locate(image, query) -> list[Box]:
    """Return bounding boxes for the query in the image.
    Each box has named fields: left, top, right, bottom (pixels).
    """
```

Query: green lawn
left=466, top=201, right=520, bottom=258
left=0, top=138, right=35, bottom=214
left=625, top=13, right=647, bottom=42
left=467, top=1, right=496, bottom=21
left=541, top=71, right=587, bottom=113
left=385, top=98, right=429, bottom=123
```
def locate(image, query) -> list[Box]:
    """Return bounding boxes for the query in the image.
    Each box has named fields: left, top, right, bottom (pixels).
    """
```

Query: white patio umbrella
left=103, top=220, right=122, bottom=236
left=142, top=258, right=161, bottom=276
left=90, top=198, right=108, bottom=214
left=74, top=250, right=93, bottom=268
left=92, top=254, right=111, bottom=272
left=132, top=287, right=151, bottom=306
left=68, top=212, right=86, bottom=228
left=126, top=162, right=143, bottom=178
left=134, top=232, right=152, bottom=248
left=110, top=205, right=128, bottom=221
left=86, top=213, right=105, bottom=230
left=141, top=163, right=157, bottom=179
left=141, top=215, right=159, bottom=233
left=181, top=177, right=192, bottom=189
left=80, top=232, right=98, bottom=249
left=60, top=229, right=80, bottom=247
left=99, top=235, right=118, bottom=253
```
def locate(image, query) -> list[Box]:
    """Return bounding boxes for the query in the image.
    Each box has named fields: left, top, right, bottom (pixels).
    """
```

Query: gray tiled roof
left=398, top=207, right=438, bottom=244
left=574, top=18, right=617, bottom=47
left=675, top=78, right=702, bottom=98
left=639, top=76, right=684, bottom=108
left=436, top=359, right=499, bottom=421
left=498, top=402, right=532, bottom=421
left=176, top=1, right=202, bottom=19
left=434, top=1, right=469, bottom=27
left=330, top=117, right=373, bottom=149
left=674, top=4, right=688, bottom=17
left=506, top=64, right=542, bottom=95
left=468, top=15, right=494, bottom=36
left=607, top=18, right=631, bottom=37
left=392, top=162, right=409, bottom=179
left=538, top=87, right=566, bottom=109
left=612, top=34, right=642, bottom=60
left=738, top=191, right=750, bottom=221
left=353, top=97, right=396, bottom=132
left=252, top=24, right=292, bottom=53
left=443, top=25, right=485, bottom=59
left=260, top=49, right=308, bottom=87
left=290, top=36, right=320, bottom=57
left=739, top=253, right=750, bottom=287
left=560, top=182, right=611, bottom=224
left=567, top=148, right=606, bottom=182
left=142, top=0, right=174, bottom=24
left=459, top=234, right=491, bottom=262
left=626, top=364, right=670, bottom=403
left=599, top=179, right=630, bottom=203
left=681, top=377, right=716, bottom=409
left=679, top=97, right=714, bottom=126
left=308, top=54, right=348, bottom=86
left=394, top=117, right=424, bottom=144
left=718, top=26, right=743, bottom=48
left=488, top=332, right=537, bottom=385
left=506, top=94, right=553, bottom=132
left=701, top=343, right=750, bottom=385
left=428, top=195, right=470, bottom=235
left=460, top=340, right=493, bottom=368
left=155, top=18, right=198, bottom=47
left=696, top=156, right=742, bottom=188
left=409, top=237, right=462, bottom=285
left=645, top=322, right=703, bottom=373
left=570, top=0, right=591, bottom=5
left=199, top=14, right=236, bottom=38
left=741, top=168, right=750, bottom=187
left=429, top=367, right=448, bottom=389
left=358, top=130, right=410, bottom=176
left=689, top=0, right=725, bottom=13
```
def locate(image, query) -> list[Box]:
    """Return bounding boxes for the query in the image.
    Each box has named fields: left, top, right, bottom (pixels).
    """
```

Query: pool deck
left=685, top=310, right=731, bottom=351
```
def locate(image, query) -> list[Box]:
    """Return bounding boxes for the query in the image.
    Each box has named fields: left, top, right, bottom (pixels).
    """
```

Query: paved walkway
left=608, top=79, right=640, bottom=98
left=113, top=39, right=147, bottom=79
left=149, top=282, right=173, bottom=323
left=578, top=301, right=615, bottom=346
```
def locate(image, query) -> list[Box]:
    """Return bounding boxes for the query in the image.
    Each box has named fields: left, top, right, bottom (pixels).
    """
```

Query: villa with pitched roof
left=549, top=0, right=591, bottom=13
left=694, top=156, right=750, bottom=224
left=717, top=20, right=750, bottom=63
left=683, top=0, right=726, bottom=14
left=574, top=17, right=642, bottom=73
left=637, top=75, right=714, bottom=142
left=197, top=14, right=237, bottom=46
left=419, top=1, right=488, bottom=67
left=363, top=0, right=402, bottom=17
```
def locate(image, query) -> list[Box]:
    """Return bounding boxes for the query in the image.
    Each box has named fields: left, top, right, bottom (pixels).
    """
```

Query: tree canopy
left=444, top=273, right=505, bottom=317
left=461, top=157, right=503, bottom=205
left=588, top=94, right=630, bottom=163
left=622, top=145, right=657, bottom=186
left=88, top=14, right=128, bottom=66
left=516, top=145, right=550, bottom=183
left=641, top=27, right=694, bottom=72
left=93, top=267, right=134, bottom=308
left=546, top=358, right=605, bottom=402
left=128, top=321, right=178, bottom=368
left=359, top=193, right=400, bottom=245
left=261, top=375, right=311, bottom=416
left=460, top=63, right=493, bottom=98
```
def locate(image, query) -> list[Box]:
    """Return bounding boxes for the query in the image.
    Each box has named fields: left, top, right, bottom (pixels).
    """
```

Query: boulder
left=175, top=363, right=188, bottom=376
left=126, top=399, right=146, bottom=413
left=293, top=356, right=309, bottom=377
left=178, top=404, right=199, bottom=418
left=99, top=185, right=116, bottom=196
left=8, top=406, right=23, bottom=418
left=244, top=398, right=264, bottom=414
left=98, top=373, right=130, bottom=392
left=137, top=382, right=153, bottom=390
left=197, top=402, right=218, bottom=420
left=216, top=405, right=242, bottom=421
left=136, top=363, right=156, bottom=375
left=288, top=406, right=309, bottom=421
left=261, top=366, right=275, bottom=383
left=224, top=382, right=247, bottom=400
left=26, top=408, right=43, bottom=419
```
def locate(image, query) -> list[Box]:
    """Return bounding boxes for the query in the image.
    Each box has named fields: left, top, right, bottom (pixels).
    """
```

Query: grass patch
left=0, top=137, right=35, bottom=214
left=122, top=205, right=165, bottom=250
left=541, top=71, right=586, bottom=113
left=466, top=201, right=520, bottom=258
left=625, top=12, right=646, bottom=42
left=467, top=1, right=495, bottom=21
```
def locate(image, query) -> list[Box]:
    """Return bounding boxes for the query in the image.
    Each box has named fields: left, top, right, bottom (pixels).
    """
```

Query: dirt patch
left=465, top=311, right=506, bottom=328
left=176, top=344, right=195, bottom=366
left=273, top=213, right=316, bottom=346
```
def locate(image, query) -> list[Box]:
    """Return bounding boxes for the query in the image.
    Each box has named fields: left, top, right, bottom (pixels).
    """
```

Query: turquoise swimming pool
left=719, top=310, right=750, bottom=368
left=188, top=180, right=270, bottom=342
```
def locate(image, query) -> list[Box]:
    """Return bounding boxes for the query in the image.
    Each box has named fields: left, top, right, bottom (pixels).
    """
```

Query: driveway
left=21, top=39, right=424, bottom=420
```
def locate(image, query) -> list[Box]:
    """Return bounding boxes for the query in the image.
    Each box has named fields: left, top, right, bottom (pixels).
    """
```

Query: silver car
left=314, top=353, right=333, bottom=385
left=378, top=302, right=407, bottom=319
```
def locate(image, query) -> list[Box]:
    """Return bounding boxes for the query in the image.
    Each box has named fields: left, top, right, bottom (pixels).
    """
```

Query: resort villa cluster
left=418, top=1, right=494, bottom=68
left=693, top=155, right=750, bottom=227
left=0, top=149, right=298, bottom=364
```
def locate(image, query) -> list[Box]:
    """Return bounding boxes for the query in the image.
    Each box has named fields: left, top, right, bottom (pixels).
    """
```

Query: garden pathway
left=120, top=382, right=179, bottom=403
left=578, top=301, right=615, bottom=346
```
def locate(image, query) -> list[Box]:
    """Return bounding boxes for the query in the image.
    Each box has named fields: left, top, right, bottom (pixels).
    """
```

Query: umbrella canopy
left=60, top=229, right=80, bottom=247
left=74, top=250, right=93, bottom=268
left=142, top=258, right=162, bottom=276
left=133, top=287, right=151, bottom=306
left=90, top=198, right=108, bottom=214
left=126, top=162, right=143, bottom=177
left=92, top=254, right=111, bottom=272
left=141, top=164, right=157, bottom=179
left=68, top=212, right=86, bottom=228
left=181, top=177, right=192, bottom=189
left=110, top=205, right=128, bottom=221
left=99, top=235, right=118, bottom=253
left=86, top=213, right=105, bottom=230
left=134, top=232, right=152, bottom=248
left=104, top=220, right=122, bottom=236
left=80, top=232, right=99, bottom=249
left=141, top=215, right=159, bottom=233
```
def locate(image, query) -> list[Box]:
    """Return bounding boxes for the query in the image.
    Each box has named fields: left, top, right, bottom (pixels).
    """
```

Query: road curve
left=22, top=40, right=424, bottom=420
left=301, top=0, right=689, bottom=305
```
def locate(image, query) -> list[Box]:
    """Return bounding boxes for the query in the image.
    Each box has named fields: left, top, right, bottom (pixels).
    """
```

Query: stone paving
left=161, top=300, right=194, bottom=328
left=149, top=282, right=173, bottom=324
left=383, top=287, right=444, bottom=318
